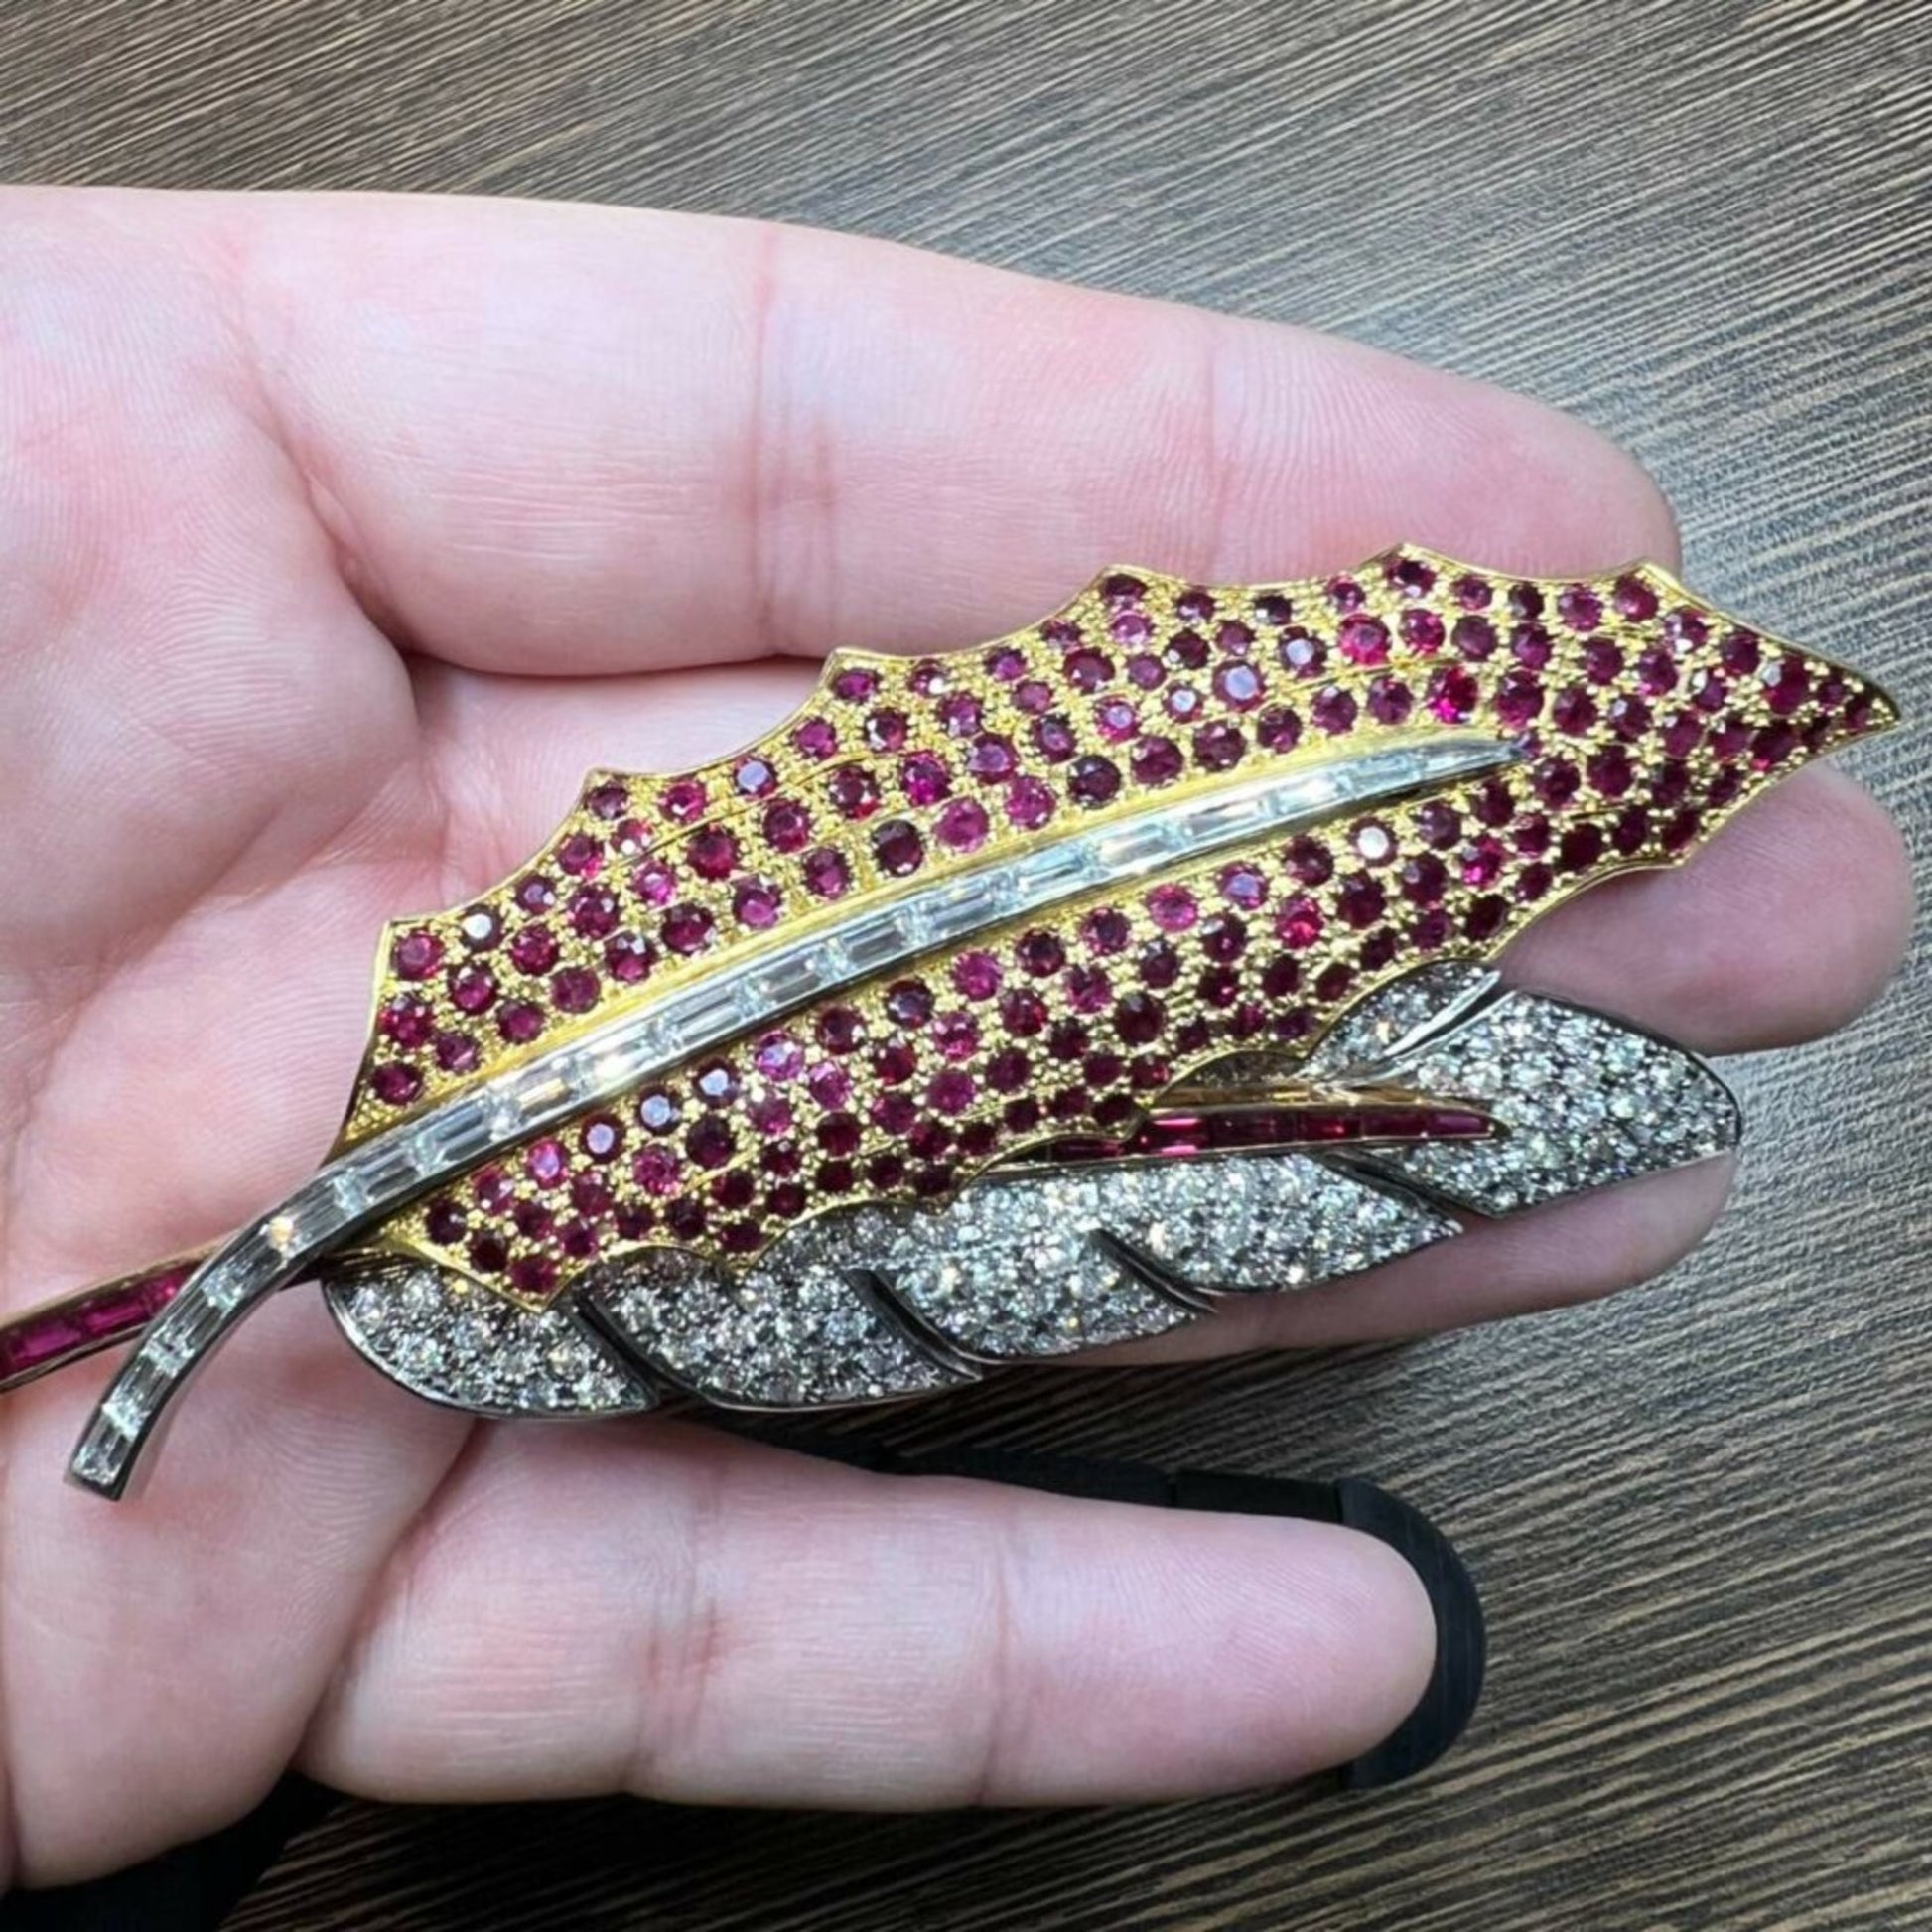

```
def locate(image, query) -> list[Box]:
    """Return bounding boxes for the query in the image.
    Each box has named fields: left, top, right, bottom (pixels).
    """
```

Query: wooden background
left=4, top=0, right=1929, bottom=1925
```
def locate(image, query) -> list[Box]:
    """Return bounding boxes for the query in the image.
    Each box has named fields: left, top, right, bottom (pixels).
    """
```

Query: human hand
left=0, top=187, right=1908, bottom=1884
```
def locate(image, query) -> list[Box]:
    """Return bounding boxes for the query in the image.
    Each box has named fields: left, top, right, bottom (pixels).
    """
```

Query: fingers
left=300, top=1421, right=1434, bottom=1811
left=4, top=185, right=1681, bottom=674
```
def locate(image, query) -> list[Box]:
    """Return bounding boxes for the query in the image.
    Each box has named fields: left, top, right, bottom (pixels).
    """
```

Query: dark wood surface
left=5, top=1, right=1929, bottom=1925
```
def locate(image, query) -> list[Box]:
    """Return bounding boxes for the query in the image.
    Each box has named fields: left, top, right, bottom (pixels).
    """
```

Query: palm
left=0, top=187, right=1906, bottom=1889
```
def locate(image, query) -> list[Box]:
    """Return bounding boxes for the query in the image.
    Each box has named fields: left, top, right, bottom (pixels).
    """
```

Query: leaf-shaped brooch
left=0, top=549, right=1895, bottom=1498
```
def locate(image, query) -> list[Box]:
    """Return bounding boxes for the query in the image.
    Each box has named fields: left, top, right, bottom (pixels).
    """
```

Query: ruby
left=468, top=1233, right=508, bottom=1276
left=1707, top=767, right=1745, bottom=809
left=1016, top=678, right=1053, bottom=714
left=748, top=1093, right=795, bottom=1138
left=1613, top=575, right=1659, bottom=621
left=434, top=1031, right=479, bottom=1073
left=1325, top=575, right=1365, bottom=612
left=1816, top=673, right=1848, bottom=711
left=1255, top=705, right=1301, bottom=753
left=1109, top=610, right=1152, bottom=645
left=509, top=924, right=560, bottom=975
left=1557, top=586, right=1603, bottom=631
left=1311, top=686, right=1358, bottom=735
left=1166, top=685, right=1202, bottom=722
left=631, top=859, right=675, bottom=907
left=662, top=903, right=715, bottom=954
left=1412, top=802, right=1460, bottom=850
left=1464, top=894, right=1508, bottom=939
left=1006, top=776, right=1056, bottom=829
left=1401, top=853, right=1447, bottom=903
left=730, top=877, right=779, bottom=930
left=1041, top=618, right=1083, bottom=646
left=1760, top=654, right=1811, bottom=717
left=1337, top=614, right=1390, bottom=665
left=1354, top=820, right=1396, bottom=865
left=392, top=928, right=444, bottom=980
left=792, top=717, right=839, bottom=759
left=441, top=963, right=494, bottom=1017
left=515, top=874, right=557, bottom=915
left=686, top=1116, right=736, bottom=1168
left=1662, top=709, right=1703, bottom=758
left=1494, top=670, right=1544, bottom=730
left=1400, top=608, right=1445, bottom=654
left=424, top=1197, right=469, bottom=1246
left=1198, top=916, right=1246, bottom=964
left=1081, top=909, right=1132, bottom=957
left=1065, top=647, right=1115, bottom=692
left=1214, top=661, right=1265, bottom=709
left=1451, top=614, right=1498, bottom=660
left=632, top=1146, right=682, bottom=1194
left=933, top=1011, right=981, bottom=1061
left=1069, top=754, right=1123, bottom=806
left=1587, top=747, right=1635, bottom=796
left=381, top=994, right=435, bottom=1047
left=1284, top=835, right=1331, bottom=885
left=801, top=846, right=852, bottom=898
left=884, top=979, right=933, bottom=1029
left=665, top=1198, right=707, bottom=1240
left=1213, top=864, right=1265, bottom=912
left=1193, top=722, right=1246, bottom=768
left=1111, top=990, right=1165, bottom=1045
left=695, top=1060, right=740, bottom=1106
left=873, top=1042, right=917, bottom=1084
left=1175, top=588, right=1215, bottom=623
left=614, top=1203, right=656, bottom=1240
left=866, top=709, right=909, bottom=754
left=1558, top=823, right=1605, bottom=871
left=604, top=931, right=654, bottom=983
left=1551, top=686, right=1597, bottom=735
left=1336, top=874, right=1387, bottom=928
left=586, top=779, right=629, bottom=821
left=1513, top=815, right=1552, bottom=856
left=1216, top=621, right=1255, bottom=655
left=927, top=1070, right=975, bottom=1114
left=1279, top=630, right=1326, bottom=678
left=1312, top=962, right=1352, bottom=1003
left=571, top=1171, right=614, bottom=1216
left=911, top=658, right=953, bottom=695
left=1470, top=777, right=1516, bottom=827
left=1507, top=583, right=1545, bottom=620
left=1138, top=939, right=1180, bottom=988
left=1452, top=574, right=1493, bottom=611
left=1689, top=670, right=1727, bottom=715
left=459, top=905, right=502, bottom=951
left=1367, top=677, right=1414, bottom=725
left=636, top=1089, right=682, bottom=1134
left=498, top=1000, right=544, bottom=1043
left=1532, top=759, right=1581, bottom=808
left=1461, top=835, right=1507, bottom=886
left=1094, top=696, right=1139, bottom=742
left=1664, top=609, right=1709, bottom=649
left=1018, top=929, right=1066, bottom=976
left=1172, top=1017, right=1213, bottom=1054
left=872, top=1092, right=918, bottom=1136
left=1661, top=808, right=1703, bottom=852
left=1426, top=665, right=1480, bottom=724
left=1512, top=623, right=1552, bottom=670
left=558, top=832, right=603, bottom=878
left=816, top=1112, right=862, bottom=1156
left=987, top=1047, right=1033, bottom=1091
left=1654, top=760, right=1692, bottom=807
left=1636, top=646, right=1678, bottom=695
left=931, top=797, right=988, bottom=853
left=580, top=1114, right=624, bottom=1162
left=1515, top=863, right=1554, bottom=902
left=952, top=950, right=1004, bottom=999
left=1751, top=721, right=1799, bottom=770
left=1167, top=631, right=1210, bottom=672
left=1131, top=734, right=1184, bottom=785
left=1034, top=713, right=1077, bottom=760
left=1612, top=806, right=1651, bottom=854
left=1254, top=592, right=1294, bottom=626
left=371, top=1061, right=423, bottom=1106
left=1583, top=639, right=1624, bottom=684
left=1277, top=895, right=1324, bottom=947
left=1386, top=554, right=1436, bottom=597
left=827, top=765, right=881, bottom=819
left=1148, top=884, right=1198, bottom=932
left=871, top=819, right=924, bottom=877
left=1127, top=653, right=1164, bottom=689
left=689, top=825, right=739, bottom=880
left=1254, top=952, right=1299, bottom=1000
left=963, top=733, right=1015, bottom=783
left=761, top=799, right=813, bottom=854
left=660, top=778, right=708, bottom=823
left=1196, top=965, right=1241, bottom=1008
left=1721, top=628, right=1762, bottom=676
left=1704, top=711, right=1747, bottom=759
left=515, top=1198, right=558, bottom=1240
left=612, top=819, right=650, bottom=861
left=559, top=1219, right=602, bottom=1259
left=806, top=1060, right=854, bottom=1112
left=526, top=1137, right=568, bottom=1187
left=569, top=885, right=620, bottom=939
left=1608, top=695, right=1653, bottom=741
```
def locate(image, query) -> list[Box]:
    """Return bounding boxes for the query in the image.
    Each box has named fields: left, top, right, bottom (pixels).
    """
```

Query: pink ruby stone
left=662, top=903, right=715, bottom=954
left=792, top=717, right=838, bottom=759
left=371, top=1061, right=423, bottom=1106
left=1366, top=678, right=1413, bottom=726
left=1337, top=615, right=1390, bottom=666
left=381, top=995, right=435, bottom=1047
left=1612, top=806, right=1651, bottom=854
left=762, top=799, right=813, bottom=853
left=1016, top=677, right=1054, bottom=714
left=1148, top=884, right=1198, bottom=933
left=866, top=709, right=910, bottom=754
left=734, top=755, right=777, bottom=799
left=569, top=885, right=620, bottom=939
left=827, top=767, right=880, bottom=819
left=1168, top=631, right=1209, bottom=671
left=1760, top=655, right=1811, bottom=716
left=1711, top=714, right=1752, bottom=759
left=1311, top=686, right=1358, bottom=735
left=1131, top=735, right=1184, bottom=785
left=1325, top=575, right=1364, bottom=612
left=1461, top=835, right=1507, bottom=886
left=498, top=1001, right=544, bottom=1044
left=1451, top=615, right=1498, bottom=660
left=1109, top=611, right=1152, bottom=645
left=1006, top=777, right=1056, bottom=830
left=1193, top=723, right=1245, bottom=770
left=392, top=928, right=444, bottom=981
left=872, top=819, right=925, bottom=876
left=1511, top=623, right=1552, bottom=670
left=952, top=950, right=1003, bottom=999
left=1069, top=755, right=1122, bottom=806
left=1385, top=554, right=1436, bottom=597
left=558, top=832, right=603, bottom=877
left=434, top=1031, right=480, bottom=1072
left=688, top=826, right=739, bottom=880
left=1216, top=621, right=1254, bottom=655
left=1400, top=608, right=1445, bottom=654
left=936, top=797, right=991, bottom=852
left=450, top=964, right=497, bottom=1014
left=807, top=1062, right=853, bottom=1110
left=1613, top=575, right=1659, bottom=621
left=1335, top=874, right=1386, bottom=928
left=1066, top=647, right=1114, bottom=691
left=604, top=931, right=654, bottom=982
left=1587, top=747, right=1635, bottom=796
left=1415, top=801, right=1461, bottom=849
left=1636, top=646, right=1678, bottom=695
left=1559, top=823, right=1605, bottom=870
left=1401, top=853, right=1448, bottom=904
left=1277, top=896, right=1323, bottom=947
left=733, top=878, right=782, bottom=928
left=1507, top=583, right=1545, bottom=620
left=1279, top=630, right=1325, bottom=678
left=1552, top=686, right=1598, bottom=736
left=831, top=667, right=880, bottom=703
left=1213, top=661, right=1265, bottom=709
left=932, top=1011, right=981, bottom=1061
left=899, top=755, right=951, bottom=808
left=1583, top=639, right=1624, bottom=684
left=1721, top=629, right=1762, bottom=676
left=687, top=1116, right=736, bottom=1168
left=1557, top=586, right=1603, bottom=631
left=1661, top=710, right=1703, bottom=759
left=660, top=778, right=708, bottom=823
left=1532, top=759, right=1582, bottom=808
left=632, top=1146, right=682, bottom=1195
left=526, top=1137, right=568, bottom=1187
left=1751, top=721, right=1799, bottom=770
left=1608, top=695, right=1653, bottom=741
left=509, top=924, right=560, bottom=975
left=586, top=780, right=629, bottom=821
left=929, top=1070, right=977, bottom=1115
left=1034, top=713, right=1077, bottom=761
left=1426, top=666, right=1479, bottom=724
left=1470, top=778, right=1516, bottom=827
left=968, top=733, right=1018, bottom=781
left=1452, top=574, right=1493, bottom=611
left=1255, top=592, right=1294, bottom=626
left=459, top=905, right=502, bottom=951
left=885, top=979, right=934, bottom=1027
left=801, top=847, right=852, bottom=898
left=1176, top=588, right=1215, bottom=623
left=1464, top=895, right=1509, bottom=939
left=1095, top=696, right=1138, bottom=741
left=1494, top=671, right=1544, bottom=730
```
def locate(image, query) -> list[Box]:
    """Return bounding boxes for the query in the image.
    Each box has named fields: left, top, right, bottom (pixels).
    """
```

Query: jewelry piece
left=0, top=550, right=1893, bottom=1498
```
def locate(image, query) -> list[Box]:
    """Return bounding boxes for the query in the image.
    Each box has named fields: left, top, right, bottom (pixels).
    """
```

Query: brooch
left=0, top=549, right=1892, bottom=1499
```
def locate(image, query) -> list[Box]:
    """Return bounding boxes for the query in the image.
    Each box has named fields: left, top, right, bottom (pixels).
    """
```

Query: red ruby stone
left=1311, top=686, right=1358, bottom=735
left=689, top=825, right=739, bottom=880
left=371, top=1062, right=423, bottom=1106
left=1069, top=754, right=1123, bottom=806
left=1131, top=735, right=1184, bottom=786
left=1006, top=777, right=1056, bottom=830
left=1613, top=575, right=1659, bottom=621
left=872, top=819, right=925, bottom=877
left=1557, top=586, right=1603, bottom=631
left=662, top=903, right=715, bottom=954
left=392, top=928, right=444, bottom=981
left=1426, top=666, right=1480, bottom=724
left=732, top=877, right=782, bottom=929
left=1337, top=615, right=1391, bottom=666
left=1194, top=722, right=1246, bottom=768
left=792, top=717, right=839, bottom=759
left=801, top=847, right=852, bottom=898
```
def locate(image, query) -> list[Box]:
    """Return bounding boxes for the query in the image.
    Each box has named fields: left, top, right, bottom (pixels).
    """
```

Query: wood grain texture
left=4, top=0, right=1929, bottom=1925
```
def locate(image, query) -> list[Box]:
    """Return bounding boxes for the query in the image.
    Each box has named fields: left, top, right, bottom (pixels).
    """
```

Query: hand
left=0, top=187, right=1908, bottom=1886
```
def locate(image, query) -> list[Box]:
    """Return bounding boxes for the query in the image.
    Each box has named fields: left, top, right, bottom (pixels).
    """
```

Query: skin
left=0, top=187, right=1910, bottom=1888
